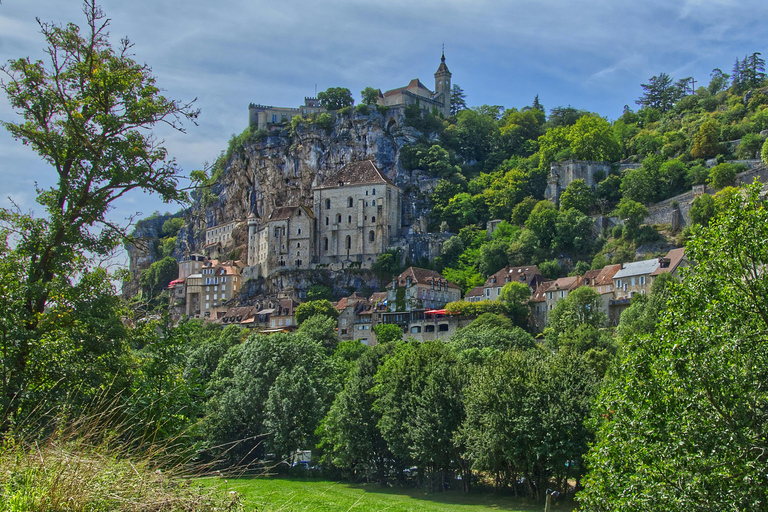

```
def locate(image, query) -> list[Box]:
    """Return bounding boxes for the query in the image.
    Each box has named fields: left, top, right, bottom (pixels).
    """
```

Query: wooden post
left=544, top=493, right=552, bottom=512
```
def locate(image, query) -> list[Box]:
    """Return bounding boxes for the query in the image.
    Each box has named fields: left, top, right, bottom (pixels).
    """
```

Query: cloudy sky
left=1, top=0, right=767, bottom=247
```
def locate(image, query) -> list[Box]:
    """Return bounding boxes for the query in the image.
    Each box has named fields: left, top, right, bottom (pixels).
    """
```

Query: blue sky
left=2, top=0, right=767, bottom=250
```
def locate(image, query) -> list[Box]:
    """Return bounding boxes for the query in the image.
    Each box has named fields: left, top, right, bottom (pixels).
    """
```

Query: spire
left=441, top=43, right=445, bottom=63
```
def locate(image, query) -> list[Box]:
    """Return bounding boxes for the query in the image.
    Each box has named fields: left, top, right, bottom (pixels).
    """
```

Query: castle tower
left=434, top=51, right=452, bottom=117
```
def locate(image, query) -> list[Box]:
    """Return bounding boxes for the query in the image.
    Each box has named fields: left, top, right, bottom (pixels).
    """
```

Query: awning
left=257, top=309, right=275, bottom=315
left=424, top=309, right=446, bottom=315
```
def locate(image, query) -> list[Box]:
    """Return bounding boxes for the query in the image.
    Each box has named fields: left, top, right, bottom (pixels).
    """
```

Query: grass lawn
left=212, top=476, right=577, bottom=512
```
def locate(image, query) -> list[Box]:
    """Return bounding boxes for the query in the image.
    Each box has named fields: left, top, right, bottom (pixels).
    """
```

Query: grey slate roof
left=613, top=259, right=660, bottom=279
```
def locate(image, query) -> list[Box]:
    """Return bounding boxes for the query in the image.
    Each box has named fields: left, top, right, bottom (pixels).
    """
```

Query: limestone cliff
left=125, top=107, right=435, bottom=298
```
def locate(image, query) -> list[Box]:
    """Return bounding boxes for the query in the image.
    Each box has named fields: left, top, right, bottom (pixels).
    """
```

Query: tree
left=317, top=87, right=354, bottom=110
left=139, top=256, right=178, bottom=298
left=636, top=73, right=683, bottom=112
left=499, top=281, right=532, bottom=327
left=614, top=198, right=648, bottom=240
left=707, top=162, right=737, bottom=189
left=567, top=115, right=620, bottom=162
left=319, top=343, right=395, bottom=484
left=450, top=84, right=467, bottom=116
left=689, top=193, right=715, bottom=226
left=580, top=183, right=768, bottom=510
left=372, top=323, right=403, bottom=345
left=306, top=284, right=334, bottom=301
left=0, top=2, right=197, bottom=411
left=295, top=299, right=340, bottom=325
left=763, top=137, right=768, bottom=164
left=708, top=68, right=730, bottom=95
left=559, top=179, right=594, bottom=214
left=360, top=86, right=379, bottom=105
left=691, top=120, right=721, bottom=159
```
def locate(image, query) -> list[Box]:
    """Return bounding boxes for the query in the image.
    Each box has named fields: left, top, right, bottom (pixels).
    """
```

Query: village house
left=583, top=264, right=622, bottom=323
left=184, top=259, right=245, bottom=319
left=482, top=265, right=545, bottom=300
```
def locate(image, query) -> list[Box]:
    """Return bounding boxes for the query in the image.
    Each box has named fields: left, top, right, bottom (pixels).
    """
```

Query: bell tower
left=434, top=49, right=451, bottom=117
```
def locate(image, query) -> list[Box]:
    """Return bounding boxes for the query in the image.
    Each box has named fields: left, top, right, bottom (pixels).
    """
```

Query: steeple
left=434, top=48, right=452, bottom=117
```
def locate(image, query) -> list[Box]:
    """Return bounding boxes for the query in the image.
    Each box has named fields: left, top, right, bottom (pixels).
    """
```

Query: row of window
left=324, top=192, right=377, bottom=210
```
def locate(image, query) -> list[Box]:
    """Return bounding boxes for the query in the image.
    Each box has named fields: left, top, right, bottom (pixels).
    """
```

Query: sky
left=1, top=0, right=768, bottom=262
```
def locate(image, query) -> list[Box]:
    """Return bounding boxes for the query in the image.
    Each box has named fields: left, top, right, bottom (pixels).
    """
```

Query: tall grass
left=0, top=393, right=243, bottom=511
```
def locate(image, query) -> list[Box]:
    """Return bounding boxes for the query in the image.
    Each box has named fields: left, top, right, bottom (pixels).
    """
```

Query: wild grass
left=0, top=395, right=242, bottom=511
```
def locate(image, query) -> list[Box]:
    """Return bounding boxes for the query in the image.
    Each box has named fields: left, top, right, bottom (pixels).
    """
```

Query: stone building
left=482, top=265, right=545, bottom=301
left=376, top=52, right=452, bottom=117
left=313, top=160, right=402, bottom=267
left=185, top=259, right=245, bottom=318
left=385, top=267, right=461, bottom=313
left=248, top=97, right=325, bottom=130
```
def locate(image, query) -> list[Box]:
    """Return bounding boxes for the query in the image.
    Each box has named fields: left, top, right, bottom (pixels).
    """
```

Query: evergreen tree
left=450, top=84, right=467, bottom=116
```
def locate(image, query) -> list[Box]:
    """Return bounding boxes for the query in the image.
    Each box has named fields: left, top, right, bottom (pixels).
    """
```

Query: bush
left=444, top=300, right=509, bottom=317
left=314, top=113, right=333, bottom=131
left=707, top=163, right=737, bottom=189
left=354, top=104, right=369, bottom=115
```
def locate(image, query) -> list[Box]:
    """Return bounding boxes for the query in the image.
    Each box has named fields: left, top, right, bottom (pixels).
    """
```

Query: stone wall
left=645, top=163, right=768, bottom=228
left=545, top=160, right=613, bottom=203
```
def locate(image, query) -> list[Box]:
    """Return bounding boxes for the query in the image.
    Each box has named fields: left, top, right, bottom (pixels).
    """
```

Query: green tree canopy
left=295, top=299, right=340, bottom=325
left=360, top=86, right=379, bottom=105
left=318, top=87, right=354, bottom=110
left=581, top=183, right=768, bottom=510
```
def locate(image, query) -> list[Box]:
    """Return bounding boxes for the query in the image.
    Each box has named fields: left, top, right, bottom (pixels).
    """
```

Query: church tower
left=434, top=50, right=452, bottom=117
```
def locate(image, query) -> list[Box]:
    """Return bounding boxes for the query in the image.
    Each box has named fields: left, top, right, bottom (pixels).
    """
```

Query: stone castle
left=248, top=53, right=452, bottom=130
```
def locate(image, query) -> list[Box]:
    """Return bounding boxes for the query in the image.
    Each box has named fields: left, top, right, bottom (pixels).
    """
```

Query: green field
left=213, top=477, right=577, bottom=512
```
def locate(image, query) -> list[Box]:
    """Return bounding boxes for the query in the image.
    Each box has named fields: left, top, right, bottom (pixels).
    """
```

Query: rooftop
left=316, top=160, right=397, bottom=189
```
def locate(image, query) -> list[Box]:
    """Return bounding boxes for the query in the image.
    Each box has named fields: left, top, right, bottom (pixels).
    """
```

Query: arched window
left=371, top=216, right=376, bottom=223
left=325, top=217, right=329, bottom=226
left=372, top=188, right=376, bottom=195
left=372, top=200, right=376, bottom=206
left=369, top=230, right=375, bottom=242
left=348, top=215, right=352, bottom=223
left=345, top=236, right=351, bottom=250
left=325, top=199, right=330, bottom=209
left=323, top=237, right=328, bottom=251
left=347, top=197, right=353, bottom=207
left=337, top=214, right=341, bottom=223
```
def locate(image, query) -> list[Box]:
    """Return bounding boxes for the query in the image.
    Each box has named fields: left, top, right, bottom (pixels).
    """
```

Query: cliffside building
left=376, top=52, right=452, bottom=117
left=248, top=97, right=325, bottom=131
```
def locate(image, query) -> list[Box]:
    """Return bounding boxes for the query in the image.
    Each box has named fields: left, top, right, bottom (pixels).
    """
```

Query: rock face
left=125, top=107, right=437, bottom=299
left=123, top=212, right=182, bottom=297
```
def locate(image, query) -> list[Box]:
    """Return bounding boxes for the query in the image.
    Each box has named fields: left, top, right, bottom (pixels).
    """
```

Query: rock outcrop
left=125, top=107, right=435, bottom=299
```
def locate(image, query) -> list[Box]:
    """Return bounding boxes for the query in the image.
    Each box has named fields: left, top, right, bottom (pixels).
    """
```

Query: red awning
left=424, top=309, right=446, bottom=315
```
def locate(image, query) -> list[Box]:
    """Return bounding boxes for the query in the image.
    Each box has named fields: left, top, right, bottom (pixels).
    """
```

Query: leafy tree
left=203, top=331, right=334, bottom=462
left=708, top=68, right=730, bottom=95
left=318, top=87, right=354, bottom=110
left=306, top=284, right=334, bottom=301
left=295, top=299, right=340, bottom=325
left=0, top=2, right=197, bottom=413
left=139, top=256, right=178, bottom=297
left=525, top=200, right=559, bottom=251
left=614, top=198, right=649, bottom=240
left=374, top=341, right=468, bottom=491
left=510, top=196, right=539, bottom=225
left=763, top=137, right=768, bottom=164
left=690, top=120, right=721, bottom=159
left=360, top=86, right=379, bottom=105
left=372, top=323, right=403, bottom=345
left=536, top=125, right=571, bottom=171
left=559, top=179, right=594, bottom=214
left=477, top=239, right=509, bottom=277
left=319, top=343, right=395, bottom=483
left=298, top=314, right=339, bottom=352
left=545, top=286, right=605, bottom=345
left=499, top=281, right=532, bottom=327
left=568, top=115, right=620, bottom=162
left=450, top=84, right=467, bottom=116
left=689, top=193, right=716, bottom=226
left=736, top=132, right=765, bottom=159
left=547, top=105, right=591, bottom=128
left=0, top=2, right=196, bottom=331
left=581, top=183, right=768, bottom=511
left=707, top=162, right=737, bottom=189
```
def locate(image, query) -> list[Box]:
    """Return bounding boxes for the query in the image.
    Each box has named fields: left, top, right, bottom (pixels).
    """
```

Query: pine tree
left=450, top=84, right=467, bottom=116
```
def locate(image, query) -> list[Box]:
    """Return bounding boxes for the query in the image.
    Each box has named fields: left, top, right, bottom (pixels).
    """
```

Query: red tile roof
left=650, top=248, right=686, bottom=276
